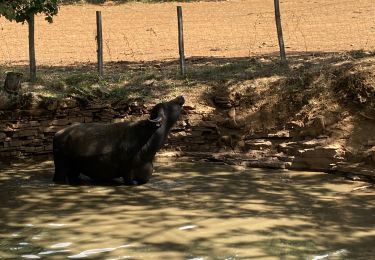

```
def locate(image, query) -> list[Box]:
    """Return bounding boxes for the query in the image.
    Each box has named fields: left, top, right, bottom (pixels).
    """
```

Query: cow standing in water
left=52, top=96, right=185, bottom=185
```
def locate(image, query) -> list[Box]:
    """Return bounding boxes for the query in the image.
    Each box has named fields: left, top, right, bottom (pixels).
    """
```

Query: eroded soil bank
left=1, top=53, right=375, bottom=178
left=0, top=158, right=374, bottom=259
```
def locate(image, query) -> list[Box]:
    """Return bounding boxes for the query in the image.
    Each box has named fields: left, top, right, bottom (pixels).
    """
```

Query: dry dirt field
left=0, top=0, right=375, bottom=65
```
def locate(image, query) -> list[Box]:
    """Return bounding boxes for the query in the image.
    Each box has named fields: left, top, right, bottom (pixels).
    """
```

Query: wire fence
left=0, top=0, right=374, bottom=66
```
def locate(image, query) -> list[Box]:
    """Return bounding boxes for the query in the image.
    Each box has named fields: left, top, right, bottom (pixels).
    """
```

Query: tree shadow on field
left=0, top=157, right=374, bottom=259
left=2, top=50, right=373, bottom=107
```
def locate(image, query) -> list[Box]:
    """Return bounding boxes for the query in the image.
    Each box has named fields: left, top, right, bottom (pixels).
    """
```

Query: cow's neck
left=139, top=123, right=171, bottom=161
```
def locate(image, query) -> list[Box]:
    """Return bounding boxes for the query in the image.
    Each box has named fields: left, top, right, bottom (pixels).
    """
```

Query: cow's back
left=53, top=122, right=130, bottom=157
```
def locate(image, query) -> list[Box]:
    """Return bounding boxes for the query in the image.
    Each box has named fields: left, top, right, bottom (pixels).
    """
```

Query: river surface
left=0, top=158, right=374, bottom=260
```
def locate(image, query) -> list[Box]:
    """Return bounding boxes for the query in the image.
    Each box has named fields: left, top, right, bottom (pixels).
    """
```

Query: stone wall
left=1, top=103, right=374, bottom=179
left=0, top=103, right=221, bottom=158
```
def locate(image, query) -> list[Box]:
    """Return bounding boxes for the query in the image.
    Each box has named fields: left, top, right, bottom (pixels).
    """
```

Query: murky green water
left=0, top=158, right=374, bottom=260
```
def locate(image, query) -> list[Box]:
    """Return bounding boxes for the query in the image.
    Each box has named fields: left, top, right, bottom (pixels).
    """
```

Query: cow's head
left=148, top=96, right=185, bottom=129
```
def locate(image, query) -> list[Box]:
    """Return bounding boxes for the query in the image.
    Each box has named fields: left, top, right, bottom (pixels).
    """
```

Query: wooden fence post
left=96, top=11, right=104, bottom=77
left=28, top=14, right=37, bottom=82
left=274, top=0, right=287, bottom=62
left=177, top=6, right=187, bottom=75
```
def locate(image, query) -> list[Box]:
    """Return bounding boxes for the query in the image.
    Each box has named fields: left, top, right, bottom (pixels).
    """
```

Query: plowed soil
left=0, top=0, right=374, bottom=65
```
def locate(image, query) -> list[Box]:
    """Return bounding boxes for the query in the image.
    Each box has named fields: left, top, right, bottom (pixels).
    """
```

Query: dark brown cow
left=52, top=96, right=185, bottom=185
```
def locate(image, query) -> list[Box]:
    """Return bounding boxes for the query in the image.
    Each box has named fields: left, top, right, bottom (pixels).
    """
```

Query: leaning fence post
left=177, top=6, right=187, bottom=75
left=274, top=0, right=287, bottom=63
left=96, top=11, right=104, bottom=77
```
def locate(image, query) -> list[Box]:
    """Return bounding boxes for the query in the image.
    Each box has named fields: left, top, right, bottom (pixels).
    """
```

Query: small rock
left=144, top=79, right=155, bottom=86
left=364, top=146, right=375, bottom=163
left=3, top=72, right=23, bottom=94
left=300, top=116, right=326, bottom=137
left=286, top=120, right=304, bottom=129
left=214, top=96, right=232, bottom=108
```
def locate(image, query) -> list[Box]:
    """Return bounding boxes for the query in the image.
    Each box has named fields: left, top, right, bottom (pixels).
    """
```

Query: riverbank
left=1, top=52, right=375, bottom=178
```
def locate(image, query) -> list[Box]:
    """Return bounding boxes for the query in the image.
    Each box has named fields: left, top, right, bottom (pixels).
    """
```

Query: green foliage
left=0, top=0, right=59, bottom=23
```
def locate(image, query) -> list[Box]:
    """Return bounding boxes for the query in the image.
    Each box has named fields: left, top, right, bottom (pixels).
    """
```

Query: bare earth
left=0, top=0, right=374, bottom=65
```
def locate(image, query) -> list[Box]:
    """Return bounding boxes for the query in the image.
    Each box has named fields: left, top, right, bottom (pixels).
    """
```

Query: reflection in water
left=39, top=249, right=71, bottom=255
left=312, top=248, right=349, bottom=260
left=68, top=247, right=119, bottom=259
left=0, top=159, right=374, bottom=259
left=178, top=225, right=197, bottom=230
left=48, top=223, right=67, bottom=227
left=21, top=255, right=41, bottom=259
left=50, top=242, right=72, bottom=248
left=67, top=245, right=132, bottom=258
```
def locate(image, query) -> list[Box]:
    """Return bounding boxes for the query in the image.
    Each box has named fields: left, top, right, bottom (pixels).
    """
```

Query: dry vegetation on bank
left=1, top=51, right=375, bottom=174
left=1, top=51, right=374, bottom=120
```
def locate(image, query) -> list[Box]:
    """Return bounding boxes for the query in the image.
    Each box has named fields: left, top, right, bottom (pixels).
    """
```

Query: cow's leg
left=53, top=154, right=81, bottom=185
left=53, top=154, right=69, bottom=184
left=132, top=162, right=153, bottom=185
left=120, top=168, right=135, bottom=185
left=66, top=169, right=82, bottom=185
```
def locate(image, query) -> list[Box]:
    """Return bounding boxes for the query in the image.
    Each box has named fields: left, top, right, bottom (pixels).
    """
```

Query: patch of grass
left=347, top=49, right=370, bottom=59
left=1, top=51, right=375, bottom=112
left=65, top=72, right=101, bottom=87
left=334, top=68, right=375, bottom=109
left=186, top=59, right=256, bottom=82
